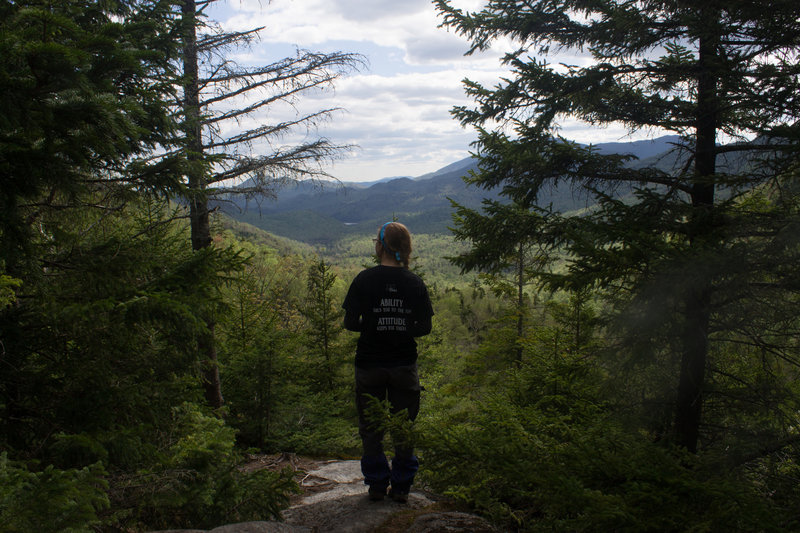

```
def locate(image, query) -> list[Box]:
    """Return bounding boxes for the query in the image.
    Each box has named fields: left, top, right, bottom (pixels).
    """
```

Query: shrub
left=108, top=403, right=299, bottom=531
left=0, top=453, right=108, bottom=533
left=420, top=363, right=779, bottom=532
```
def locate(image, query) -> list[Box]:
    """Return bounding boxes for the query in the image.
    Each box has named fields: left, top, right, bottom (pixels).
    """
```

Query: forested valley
left=3, top=0, right=800, bottom=532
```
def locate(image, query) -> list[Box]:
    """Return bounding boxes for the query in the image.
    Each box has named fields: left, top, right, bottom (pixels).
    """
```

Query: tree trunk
left=182, top=0, right=222, bottom=409
left=515, top=241, right=524, bottom=366
left=675, top=284, right=711, bottom=453
left=674, top=25, right=718, bottom=453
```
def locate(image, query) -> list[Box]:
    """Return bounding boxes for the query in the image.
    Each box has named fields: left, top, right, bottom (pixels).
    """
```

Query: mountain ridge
left=218, top=135, right=682, bottom=244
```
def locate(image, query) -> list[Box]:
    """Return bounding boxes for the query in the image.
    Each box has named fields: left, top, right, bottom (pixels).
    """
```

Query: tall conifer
left=302, top=258, right=345, bottom=391
left=177, top=1, right=362, bottom=407
left=437, top=0, right=800, bottom=453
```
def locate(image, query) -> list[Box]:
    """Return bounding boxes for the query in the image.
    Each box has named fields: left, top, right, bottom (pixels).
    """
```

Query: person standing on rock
left=342, top=221, right=434, bottom=503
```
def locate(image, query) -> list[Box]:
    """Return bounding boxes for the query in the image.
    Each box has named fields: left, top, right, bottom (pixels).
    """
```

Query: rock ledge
left=150, top=457, right=495, bottom=533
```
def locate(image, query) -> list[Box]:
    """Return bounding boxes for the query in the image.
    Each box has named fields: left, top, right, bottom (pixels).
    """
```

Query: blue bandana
left=379, top=222, right=402, bottom=263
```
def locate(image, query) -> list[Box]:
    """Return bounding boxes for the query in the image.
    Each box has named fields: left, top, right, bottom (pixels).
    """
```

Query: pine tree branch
left=197, top=27, right=263, bottom=52
left=200, top=51, right=360, bottom=89
left=199, top=57, right=352, bottom=109
left=203, top=109, right=339, bottom=150
left=207, top=140, right=347, bottom=186
left=129, top=212, right=193, bottom=240
left=201, top=81, right=337, bottom=126
left=732, top=435, right=800, bottom=466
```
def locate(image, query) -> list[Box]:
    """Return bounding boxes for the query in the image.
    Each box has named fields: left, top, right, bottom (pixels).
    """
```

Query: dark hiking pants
left=355, top=363, right=420, bottom=493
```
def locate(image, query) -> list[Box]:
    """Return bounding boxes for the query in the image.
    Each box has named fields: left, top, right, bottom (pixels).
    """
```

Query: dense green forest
left=2, top=0, right=800, bottom=532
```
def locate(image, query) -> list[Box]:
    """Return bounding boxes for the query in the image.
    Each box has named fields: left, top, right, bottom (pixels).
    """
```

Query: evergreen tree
left=0, top=0, right=188, bottom=452
left=450, top=197, right=553, bottom=364
left=0, top=0, right=184, bottom=274
left=437, top=0, right=800, bottom=455
left=177, top=1, right=363, bottom=407
left=0, top=3, right=301, bottom=528
left=301, top=258, right=346, bottom=391
left=217, top=240, right=305, bottom=449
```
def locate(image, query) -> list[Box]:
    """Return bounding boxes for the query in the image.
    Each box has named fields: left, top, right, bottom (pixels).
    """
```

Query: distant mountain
left=343, top=175, right=413, bottom=187
left=593, top=135, right=681, bottom=159
left=217, top=135, right=683, bottom=245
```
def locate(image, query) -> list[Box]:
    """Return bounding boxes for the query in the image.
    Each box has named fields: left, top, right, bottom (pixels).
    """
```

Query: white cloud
left=331, top=0, right=432, bottom=22
left=205, top=0, right=499, bottom=181
left=218, top=0, right=422, bottom=48
left=207, top=0, right=657, bottom=183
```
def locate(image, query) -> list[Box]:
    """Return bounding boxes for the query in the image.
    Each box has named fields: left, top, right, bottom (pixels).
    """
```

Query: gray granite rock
left=406, top=511, right=498, bottom=532
left=209, top=522, right=311, bottom=533
left=283, top=491, right=433, bottom=533
left=149, top=458, right=493, bottom=533
left=151, top=522, right=310, bottom=533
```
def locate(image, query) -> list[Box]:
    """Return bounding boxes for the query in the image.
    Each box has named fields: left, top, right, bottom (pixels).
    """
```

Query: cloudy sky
left=208, top=0, right=646, bottom=182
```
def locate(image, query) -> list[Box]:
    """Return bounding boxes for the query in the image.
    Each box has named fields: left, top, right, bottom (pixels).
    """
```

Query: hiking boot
left=388, top=488, right=409, bottom=503
left=368, top=486, right=387, bottom=501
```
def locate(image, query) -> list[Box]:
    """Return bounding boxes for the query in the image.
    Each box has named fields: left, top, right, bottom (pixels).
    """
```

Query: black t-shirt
left=342, top=265, right=434, bottom=368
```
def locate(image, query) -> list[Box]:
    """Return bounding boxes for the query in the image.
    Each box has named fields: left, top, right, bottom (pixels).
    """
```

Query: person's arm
left=342, top=276, right=363, bottom=332
left=410, top=315, right=432, bottom=337
left=410, top=282, right=434, bottom=337
left=343, top=307, right=363, bottom=332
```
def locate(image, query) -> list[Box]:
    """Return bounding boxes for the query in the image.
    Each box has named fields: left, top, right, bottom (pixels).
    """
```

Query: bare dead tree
left=179, top=0, right=364, bottom=407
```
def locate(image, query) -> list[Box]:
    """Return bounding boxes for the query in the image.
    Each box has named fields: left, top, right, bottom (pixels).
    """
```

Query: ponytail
left=378, top=222, right=412, bottom=267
